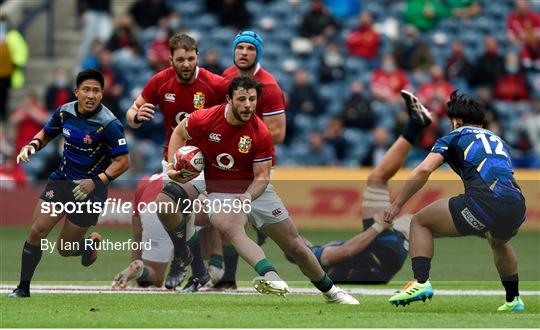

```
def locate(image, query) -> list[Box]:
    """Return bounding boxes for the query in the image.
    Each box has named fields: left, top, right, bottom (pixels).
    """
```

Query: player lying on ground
left=125, top=33, right=228, bottom=291
left=286, top=90, right=432, bottom=284
left=384, top=91, right=527, bottom=312
left=167, top=76, right=358, bottom=303
left=9, top=69, right=130, bottom=298
left=111, top=173, right=202, bottom=291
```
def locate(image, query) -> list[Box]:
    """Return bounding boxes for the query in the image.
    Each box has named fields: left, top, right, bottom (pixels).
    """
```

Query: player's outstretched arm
left=16, top=129, right=52, bottom=164
left=319, top=214, right=391, bottom=266
left=383, top=152, right=444, bottom=223
left=126, top=95, right=155, bottom=129
left=263, top=114, right=286, bottom=145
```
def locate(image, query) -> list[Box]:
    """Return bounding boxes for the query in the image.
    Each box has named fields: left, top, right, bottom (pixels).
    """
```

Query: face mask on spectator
left=324, top=52, right=343, bottom=67
left=168, top=18, right=181, bottom=31
left=382, top=61, right=395, bottom=72
left=506, top=63, right=519, bottom=74
left=55, top=76, right=68, bottom=87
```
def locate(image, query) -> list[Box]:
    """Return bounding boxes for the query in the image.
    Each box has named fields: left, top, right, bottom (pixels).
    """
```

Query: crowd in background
left=1, top=0, right=539, bottom=188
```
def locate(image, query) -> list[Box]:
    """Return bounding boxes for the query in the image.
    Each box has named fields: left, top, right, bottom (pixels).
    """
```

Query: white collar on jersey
left=253, top=63, right=261, bottom=75
left=194, top=66, right=199, bottom=80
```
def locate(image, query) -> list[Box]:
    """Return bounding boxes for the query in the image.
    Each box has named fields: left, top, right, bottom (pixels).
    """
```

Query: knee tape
left=362, top=186, right=390, bottom=209
left=161, top=182, right=191, bottom=213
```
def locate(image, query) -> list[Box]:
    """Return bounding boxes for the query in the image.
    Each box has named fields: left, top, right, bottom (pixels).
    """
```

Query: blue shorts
left=449, top=194, right=526, bottom=240
left=40, top=179, right=107, bottom=228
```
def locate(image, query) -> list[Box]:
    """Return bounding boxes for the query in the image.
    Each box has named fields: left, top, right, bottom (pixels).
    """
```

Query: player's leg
left=9, top=200, right=64, bottom=298
left=155, top=181, right=198, bottom=289
left=209, top=195, right=288, bottom=297
left=389, top=198, right=460, bottom=306
left=209, top=232, right=239, bottom=290
left=181, top=217, right=211, bottom=293
left=262, top=218, right=358, bottom=304
left=55, top=219, right=101, bottom=267
left=112, top=259, right=166, bottom=288
left=205, top=227, right=226, bottom=286
left=487, top=234, right=524, bottom=312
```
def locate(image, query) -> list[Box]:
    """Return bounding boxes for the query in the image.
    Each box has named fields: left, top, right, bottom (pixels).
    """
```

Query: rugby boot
left=389, top=280, right=433, bottom=306
left=180, top=273, right=211, bottom=293
left=323, top=286, right=359, bottom=304
left=401, top=90, right=433, bottom=127
left=252, top=272, right=289, bottom=297
left=165, top=249, right=192, bottom=290
left=8, top=287, right=30, bottom=298
left=81, top=232, right=102, bottom=267
left=497, top=296, right=525, bottom=312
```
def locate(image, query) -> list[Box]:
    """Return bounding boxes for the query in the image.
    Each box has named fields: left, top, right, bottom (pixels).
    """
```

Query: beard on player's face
left=231, top=103, right=254, bottom=123
left=173, top=62, right=197, bottom=82
left=234, top=44, right=257, bottom=71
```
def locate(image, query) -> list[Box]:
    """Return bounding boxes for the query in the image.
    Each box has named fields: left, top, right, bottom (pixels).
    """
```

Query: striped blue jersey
left=43, top=101, right=129, bottom=180
left=431, top=126, right=523, bottom=201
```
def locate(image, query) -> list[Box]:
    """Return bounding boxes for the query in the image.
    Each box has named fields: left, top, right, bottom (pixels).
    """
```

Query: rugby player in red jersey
left=166, top=76, right=358, bottom=304
left=125, top=33, right=228, bottom=291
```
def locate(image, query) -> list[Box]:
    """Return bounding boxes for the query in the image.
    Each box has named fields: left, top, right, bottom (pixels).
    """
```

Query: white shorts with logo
left=208, top=183, right=289, bottom=229
left=161, top=159, right=205, bottom=193
left=140, top=210, right=196, bottom=263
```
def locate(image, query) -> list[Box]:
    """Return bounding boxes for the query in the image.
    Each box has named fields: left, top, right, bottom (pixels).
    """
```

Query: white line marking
left=1, top=285, right=539, bottom=296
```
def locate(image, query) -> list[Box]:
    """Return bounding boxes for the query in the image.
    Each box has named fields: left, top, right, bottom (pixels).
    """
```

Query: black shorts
left=39, top=179, right=107, bottom=228
left=449, top=194, right=526, bottom=240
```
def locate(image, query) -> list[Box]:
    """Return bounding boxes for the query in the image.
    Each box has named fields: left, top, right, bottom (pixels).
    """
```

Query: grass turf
left=1, top=293, right=539, bottom=328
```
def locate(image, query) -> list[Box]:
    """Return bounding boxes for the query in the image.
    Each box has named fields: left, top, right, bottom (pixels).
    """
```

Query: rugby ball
left=173, top=146, right=205, bottom=176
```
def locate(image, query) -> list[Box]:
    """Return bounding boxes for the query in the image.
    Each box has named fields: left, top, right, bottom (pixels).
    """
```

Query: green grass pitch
left=1, top=226, right=539, bottom=327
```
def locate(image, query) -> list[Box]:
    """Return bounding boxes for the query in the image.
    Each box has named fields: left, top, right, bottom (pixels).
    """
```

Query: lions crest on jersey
left=193, top=92, right=206, bottom=110
left=238, top=135, right=252, bottom=153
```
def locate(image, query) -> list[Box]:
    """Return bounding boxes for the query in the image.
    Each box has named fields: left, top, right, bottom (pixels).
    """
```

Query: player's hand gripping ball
left=173, top=146, right=205, bottom=178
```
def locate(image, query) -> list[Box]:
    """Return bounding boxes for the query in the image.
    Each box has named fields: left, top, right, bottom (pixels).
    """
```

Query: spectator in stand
left=77, top=0, right=112, bottom=67
left=446, top=0, right=481, bottom=19
left=210, top=0, right=251, bottom=30
left=202, top=48, right=224, bottom=75
left=288, top=68, right=323, bottom=118
left=9, top=91, right=48, bottom=153
left=404, top=0, right=448, bottom=31
left=323, top=117, right=347, bottom=163
left=393, top=24, right=434, bottom=74
left=521, top=37, right=540, bottom=71
left=371, top=54, right=411, bottom=105
left=345, top=12, right=380, bottom=63
left=507, top=0, right=540, bottom=48
left=96, top=48, right=126, bottom=118
left=319, top=42, right=345, bottom=84
left=298, top=0, right=339, bottom=47
left=0, top=14, right=29, bottom=122
left=418, top=65, right=454, bottom=119
left=106, top=15, right=139, bottom=52
left=45, top=68, right=76, bottom=112
left=80, top=40, right=104, bottom=70
left=477, top=86, right=499, bottom=128
left=129, top=0, right=171, bottom=30
left=342, top=81, right=376, bottom=132
left=469, top=36, right=505, bottom=88
left=511, top=128, right=538, bottom=168
left=323, top=0, right=361, bottom=19
left=294, top=131, right=336, bottom=166
left=523, top=99, right=540, bottom=159
left=494, top=52, right=530, bottom=101
left=444, top=40, right=473, bottom=84
left=147, top=14, right=181, bottom=72
left=361, top=127, right=390, bottom=167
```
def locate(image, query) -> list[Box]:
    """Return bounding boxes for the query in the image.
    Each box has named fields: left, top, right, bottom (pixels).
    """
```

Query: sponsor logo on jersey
left=209, top=133, right=221, bottom=143
left=62, top=128, right=71, bottom=137
left=216, top=153, right=234, bottom=170
left=118, top=138, right=127, bottom=146
left=83, top=134, right=93, bottom=144
left=165, top=93, right=176, bottom=102
left=193, top=92, right=206, bottom=109
left=238, top=135, right=252, bottom=153
left=45, top=190, right=54, bottom=199
left=272, top=208, right=282, bottom=217
left=460, top=207, right=486, bottom=231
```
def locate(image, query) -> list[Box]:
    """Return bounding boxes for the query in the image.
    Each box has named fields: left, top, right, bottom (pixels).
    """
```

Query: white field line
left=1, top=285, right=539, bottom=296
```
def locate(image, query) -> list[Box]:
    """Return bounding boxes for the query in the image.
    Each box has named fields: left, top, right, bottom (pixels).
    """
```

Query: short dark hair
left=446, top=90, right=486, bottom=125
left=227, top=76, right=263, bottom=99
left=169, top=33, right=198, bottom=55
left=76, top=69, right=104, bottom=89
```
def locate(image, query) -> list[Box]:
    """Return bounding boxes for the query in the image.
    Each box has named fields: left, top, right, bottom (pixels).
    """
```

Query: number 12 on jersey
left=475, top=133, right=508, bottom=158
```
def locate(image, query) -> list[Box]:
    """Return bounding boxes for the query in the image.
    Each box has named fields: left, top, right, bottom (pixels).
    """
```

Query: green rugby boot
left=389, top=280, right=433, bottom=306
left=497, top=296, right=524, bottom=312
